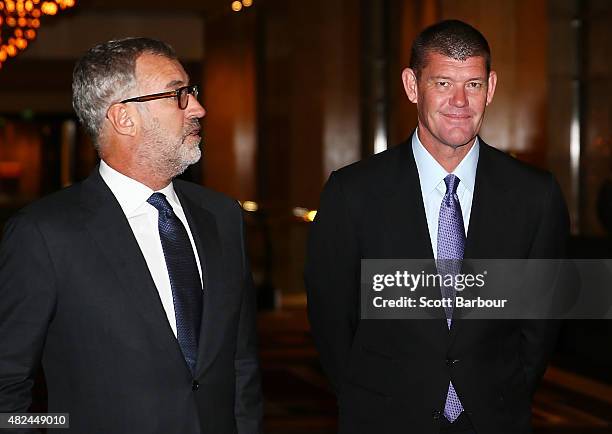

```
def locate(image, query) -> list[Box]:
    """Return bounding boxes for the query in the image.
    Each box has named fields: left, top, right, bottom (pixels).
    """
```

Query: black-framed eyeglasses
left=119, top=84, right=199, bottom=110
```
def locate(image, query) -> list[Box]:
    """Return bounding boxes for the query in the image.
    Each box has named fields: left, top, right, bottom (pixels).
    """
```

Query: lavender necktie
left=437, top=174, right=465, bottom=422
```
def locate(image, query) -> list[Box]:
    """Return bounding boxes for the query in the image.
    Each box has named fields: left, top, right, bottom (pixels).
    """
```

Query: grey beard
left=139, top=119, right=202, bottom=180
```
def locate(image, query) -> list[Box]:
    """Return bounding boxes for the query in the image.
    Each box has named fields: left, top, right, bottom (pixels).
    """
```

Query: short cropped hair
left=72, top=37, right=177, bottom=148
left=409, top=19, right=491, bottom=78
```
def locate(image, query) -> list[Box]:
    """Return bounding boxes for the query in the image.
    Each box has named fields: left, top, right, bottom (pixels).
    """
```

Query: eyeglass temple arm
left=121, top=90, right=178, bottom=104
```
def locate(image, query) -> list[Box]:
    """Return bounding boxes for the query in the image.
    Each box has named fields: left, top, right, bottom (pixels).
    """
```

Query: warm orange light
left=15, top=38, right=28, bottom=50
left=242, top=201, right=259, bottom=212
left=0, top=162, right=24, bottom=178
left=41, top=0, right=57, bottom=14
left=231, top=0, right=242, bottom=12
left=0, top=0, right=77, bottom=67
left=306, top=210, right=317, bottom=222
left=242, top=0, right=253, bottom=7
left=291, top=207, right=317, bottom=222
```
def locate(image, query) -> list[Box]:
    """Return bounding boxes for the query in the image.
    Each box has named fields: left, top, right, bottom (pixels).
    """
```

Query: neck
left=417, top=128, right=475, bottom=173
left=103, top=156, right=172, bottom=191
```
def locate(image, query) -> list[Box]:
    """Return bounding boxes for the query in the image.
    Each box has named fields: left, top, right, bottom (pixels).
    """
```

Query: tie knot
left=147, top=192, right=174, bottom=216
left=444, top=174, right=460, bottom=196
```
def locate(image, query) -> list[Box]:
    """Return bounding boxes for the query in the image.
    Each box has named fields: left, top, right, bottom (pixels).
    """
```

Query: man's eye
left=467, top=82, right=483, bottom=89
left=437, top=81, right=450, bottom=87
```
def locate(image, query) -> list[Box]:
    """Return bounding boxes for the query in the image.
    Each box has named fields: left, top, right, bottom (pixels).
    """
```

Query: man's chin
left=170, top=148, right=202, bottom=178
left=441, top=131, right=477, bottom=149
left=185, top=147, right=202, bottom=166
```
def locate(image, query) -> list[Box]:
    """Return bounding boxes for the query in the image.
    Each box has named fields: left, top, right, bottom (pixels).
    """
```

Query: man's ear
left=486, top=70, right=497, bottom=106
left=402, top=68, right=419, bottom=104
left=106, top=104, right=137, bottom=137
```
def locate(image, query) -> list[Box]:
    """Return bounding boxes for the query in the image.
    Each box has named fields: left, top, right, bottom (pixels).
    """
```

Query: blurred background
left=1, top=0, right=611, bottom=432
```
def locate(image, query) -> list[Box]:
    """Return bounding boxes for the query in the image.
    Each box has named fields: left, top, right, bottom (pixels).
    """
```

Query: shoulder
left=330, top=140, right=409, bottom=191
left=174, top=179, right=242, bottom=216
left=10, top=182, right=84, bottom=225
left=1, top=182, right=87, bottom=248
left=479, top=141, right=558, bottom=192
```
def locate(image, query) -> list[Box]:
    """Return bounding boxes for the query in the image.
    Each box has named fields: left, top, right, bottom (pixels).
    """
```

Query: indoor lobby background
left=0, top=0, right=611, bottom=432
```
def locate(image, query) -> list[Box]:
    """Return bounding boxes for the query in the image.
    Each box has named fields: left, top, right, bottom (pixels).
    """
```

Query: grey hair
left=72, top=37, right=177, bottom=150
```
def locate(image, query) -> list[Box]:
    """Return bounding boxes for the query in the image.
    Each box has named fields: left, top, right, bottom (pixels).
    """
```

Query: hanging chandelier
left=0, top=0, right=77, bottom=70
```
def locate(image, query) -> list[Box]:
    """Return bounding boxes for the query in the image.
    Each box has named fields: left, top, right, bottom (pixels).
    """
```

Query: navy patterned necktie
left=436, top=174, right=465, bottom=422
left=148, top=192, right=203, bottom=374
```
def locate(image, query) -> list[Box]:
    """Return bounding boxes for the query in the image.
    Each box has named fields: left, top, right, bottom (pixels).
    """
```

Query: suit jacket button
left=446, top=358, right=459, bottom=366
left=432, top=410, right=441, bottom=420
left=192, top=380, right=200, bottom=391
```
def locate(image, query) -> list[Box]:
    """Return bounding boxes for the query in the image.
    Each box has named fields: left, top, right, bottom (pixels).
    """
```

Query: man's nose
left=186, top=95, right=206, bottom=118
left=450, top=86, right=467, bottom=107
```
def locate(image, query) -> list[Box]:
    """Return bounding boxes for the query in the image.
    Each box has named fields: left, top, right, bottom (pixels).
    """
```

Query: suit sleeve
left=304, top=171, right=360, bottom=394
left=520, top=174, right=569, bottom=396
left=234, top=205, right=263, bottom=434
left=0, top=212, right=56, bottom=431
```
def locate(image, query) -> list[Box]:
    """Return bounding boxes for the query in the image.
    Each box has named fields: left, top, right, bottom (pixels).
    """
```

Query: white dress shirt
left=412, top=130, right=479, bottom=259
left=99, top=160, right=203, bottom=337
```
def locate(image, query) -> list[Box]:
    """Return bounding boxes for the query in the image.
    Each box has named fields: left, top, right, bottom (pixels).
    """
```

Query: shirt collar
left=99, top=160, right=180, bottom=217
left=412, top=129, right=479, bottom=196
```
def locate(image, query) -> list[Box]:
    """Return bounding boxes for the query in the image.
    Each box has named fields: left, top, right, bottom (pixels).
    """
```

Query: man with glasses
left=0, top=37, right=262, bottom=434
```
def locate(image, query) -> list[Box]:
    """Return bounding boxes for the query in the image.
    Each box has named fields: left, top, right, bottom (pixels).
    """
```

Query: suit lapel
left=174, top=185, right=224, bottom=377
left=449, top=141, right=512, bottom=345
left=383, top=140, right=435, bottom=260
left=79, top=169, right=190, bottom=376
left=463, top=142, right=510, bottom=260
left=382, top=139, right=450, bottom=347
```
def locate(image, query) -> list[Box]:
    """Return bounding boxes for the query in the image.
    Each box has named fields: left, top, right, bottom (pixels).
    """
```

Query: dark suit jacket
left=0, top=169, right=262, bottom=434
left=305, top=137, right=569, bottom=434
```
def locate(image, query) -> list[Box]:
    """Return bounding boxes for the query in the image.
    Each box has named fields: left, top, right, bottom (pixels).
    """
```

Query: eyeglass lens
left=179, top=86, right=198, bottom=110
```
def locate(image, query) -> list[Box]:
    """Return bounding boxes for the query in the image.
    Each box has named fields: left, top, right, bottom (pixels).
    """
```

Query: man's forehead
left=421, top=52, right=488, bottom=77
left=135, top=53, right=189, bottom=90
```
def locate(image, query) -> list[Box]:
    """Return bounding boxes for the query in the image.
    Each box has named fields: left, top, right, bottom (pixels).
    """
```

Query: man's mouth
left=184, top=120, right=202, bottom=139
left=184, top=129, right=201, bottom=139
left=441, top=112, right=472, bottom=120
left=181, top=129, right=202, bottom=145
